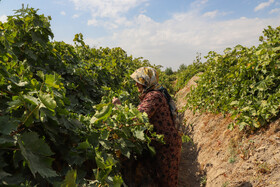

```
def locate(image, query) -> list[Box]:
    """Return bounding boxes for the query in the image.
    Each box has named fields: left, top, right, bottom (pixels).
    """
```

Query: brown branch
left=22, top=103, right=40, bottom=125
left=10, top=123, right=24, bottom=136
left=10, top=103, right=40, bottom=136
left=1, top=89, right=15, bottom=96
left=39, top=82, right=45, bottom=92
left=0, top=147, right=20, bottom=151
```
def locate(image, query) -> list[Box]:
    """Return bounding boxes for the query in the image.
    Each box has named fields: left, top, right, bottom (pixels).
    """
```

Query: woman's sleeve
left=138, top=92, right=162, bottom=118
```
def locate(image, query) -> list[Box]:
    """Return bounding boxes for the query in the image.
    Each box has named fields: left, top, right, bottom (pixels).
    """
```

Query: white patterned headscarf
left=130, top=67, right=161, bottom=92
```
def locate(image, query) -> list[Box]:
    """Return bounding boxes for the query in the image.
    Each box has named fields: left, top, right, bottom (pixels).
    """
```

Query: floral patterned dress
left=138, top=90, right=182, bottom=187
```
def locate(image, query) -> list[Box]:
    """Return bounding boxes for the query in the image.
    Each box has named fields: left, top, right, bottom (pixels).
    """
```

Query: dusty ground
left=176, top=75, right=280, bottom=187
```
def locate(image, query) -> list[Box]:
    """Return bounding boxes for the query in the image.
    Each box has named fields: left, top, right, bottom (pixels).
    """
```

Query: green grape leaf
left=23, top=94, right=39, bottom=106
left=95, top=152, right=107, bottom=170
left=91, top=103, right=113, bottom=124
left=134, top=130, right=145, bottom=141
left=272, top=46, right=280, bottom=52
left=0, top=116, right=18, bottom=135
left=0, top=135, right=17, bottom=145
left=8, top=98, right=23, bottom=111
left=39, top=93, right=57, bottom=110
left=31, top=31, right=44, bottom=45
left=112, top=175, right=123, bottom=187
left=147, top=143, right=156, bottom=157
left=37, top=71, right=45, bottom=81
left=61, top=169, right=77, bottom=187
left=7, top=77, right=28, bottom=87
left=0, top=169, right=11, bottom=180
left=77, top=140, right=90, bottom=150
left=45, top=74, right=60, bottom=89
left=18, top=132, right=57, bottom=178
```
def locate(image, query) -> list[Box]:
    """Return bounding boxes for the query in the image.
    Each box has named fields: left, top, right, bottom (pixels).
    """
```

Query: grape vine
left=0, top=6, right=161, bottom=186
left=185, top=25, right=280, bottom=131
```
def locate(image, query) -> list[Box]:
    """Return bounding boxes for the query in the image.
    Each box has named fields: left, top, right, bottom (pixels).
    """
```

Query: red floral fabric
left=138, top=91, right=182, bottom=187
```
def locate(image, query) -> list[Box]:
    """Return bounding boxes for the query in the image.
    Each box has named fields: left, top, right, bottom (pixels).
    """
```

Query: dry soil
left=176, top=75, right=280, bottom=187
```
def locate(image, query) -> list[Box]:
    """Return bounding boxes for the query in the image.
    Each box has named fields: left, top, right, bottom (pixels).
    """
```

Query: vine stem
left=10, top=126, right=24, bottom=136
left=39, top=82, right=45, bottom=92
left=0, top=147, right=20, bottom=151
left=10, top=103, right=41, bottom=136
left=1, top=89, right=15, bottom=96
left=22, top=103, right=40, bottom=125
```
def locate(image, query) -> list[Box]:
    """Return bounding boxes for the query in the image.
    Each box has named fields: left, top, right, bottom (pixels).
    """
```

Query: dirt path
left=178, top=141, right=202, bottom=187
left=176, top=75, right=204, bottom=187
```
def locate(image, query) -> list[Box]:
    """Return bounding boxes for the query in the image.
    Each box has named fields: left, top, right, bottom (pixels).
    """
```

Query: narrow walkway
left=178, top=140, right=203, bottom=187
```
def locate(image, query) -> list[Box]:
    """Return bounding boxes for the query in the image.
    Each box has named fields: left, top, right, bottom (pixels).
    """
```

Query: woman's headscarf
left=131, top=67, right=178, bottom=127
left=130, top=67, right=161, bottom=93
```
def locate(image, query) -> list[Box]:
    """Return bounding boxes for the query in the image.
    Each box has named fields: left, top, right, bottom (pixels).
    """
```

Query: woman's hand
left=112, top=97, right=121, bottom=105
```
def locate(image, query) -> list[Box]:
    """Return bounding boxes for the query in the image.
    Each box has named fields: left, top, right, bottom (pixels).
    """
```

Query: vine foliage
left=186, top=25, right=280, bottom=131
left=0, top=6, right=161, bottom=186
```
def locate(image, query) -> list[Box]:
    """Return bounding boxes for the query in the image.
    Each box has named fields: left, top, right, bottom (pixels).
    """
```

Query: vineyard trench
left=176, top=75, right=280, bottom=187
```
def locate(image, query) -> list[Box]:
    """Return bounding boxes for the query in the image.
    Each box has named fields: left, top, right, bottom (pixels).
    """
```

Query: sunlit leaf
left=23, top=94, right=39, bottom=106
left=45, top=74, right=60, bottom=89
left=39, top=92, right=56, bottom=110
left=61, top=169, right=77, bottom=187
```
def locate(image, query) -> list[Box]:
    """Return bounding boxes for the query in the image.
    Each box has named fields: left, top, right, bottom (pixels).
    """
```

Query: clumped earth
left=176, top=75, right=280, bottom=187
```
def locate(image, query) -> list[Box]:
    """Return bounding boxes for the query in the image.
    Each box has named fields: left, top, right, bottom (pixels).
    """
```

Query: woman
left=114, top=67, right=182, bottom=187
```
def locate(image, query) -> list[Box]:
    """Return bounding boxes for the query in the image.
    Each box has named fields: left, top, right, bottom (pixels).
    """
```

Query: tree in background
left=165, top=67, right=174, bottom=75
